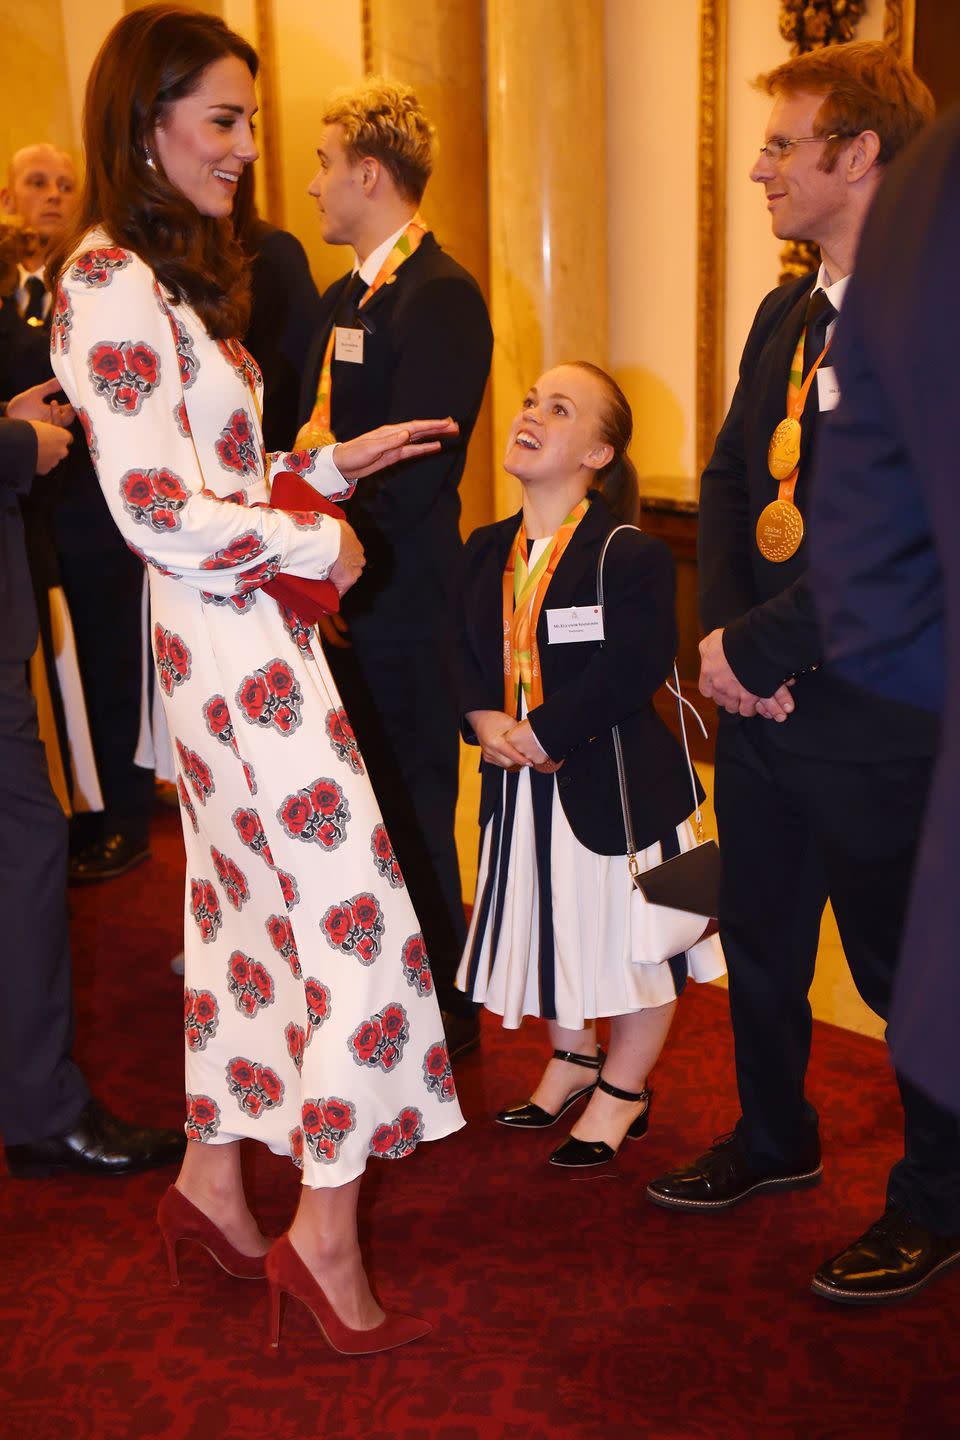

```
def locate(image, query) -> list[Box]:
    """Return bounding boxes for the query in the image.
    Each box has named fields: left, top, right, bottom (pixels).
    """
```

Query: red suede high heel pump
left=266, top=1234, right=431, bottom=1356
left=157, top=1185, right=268, bottom=1284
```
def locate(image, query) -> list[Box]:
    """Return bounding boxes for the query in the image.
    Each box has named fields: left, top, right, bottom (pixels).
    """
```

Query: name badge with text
left=817, top=366, right=840, bottom=412
left=546, top=605, right=605, bottom=644
left=335, top=327, right=364, bottom=364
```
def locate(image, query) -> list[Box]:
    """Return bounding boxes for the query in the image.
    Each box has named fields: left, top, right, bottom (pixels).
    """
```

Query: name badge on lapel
left=335, top=327, right=364, bottom=364
left=817, top=366, right=840, bottom=412
left=546, top=606, right=605, bottom=644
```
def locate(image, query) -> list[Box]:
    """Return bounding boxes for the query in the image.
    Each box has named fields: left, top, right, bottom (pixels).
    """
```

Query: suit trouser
left=325, top=610, right=469, bottom=1016
left=0, top=661, right=89, bottom=1144
left=715, top=719, right=960, bottom=1234
left=56, top=533, right=154, bottom=845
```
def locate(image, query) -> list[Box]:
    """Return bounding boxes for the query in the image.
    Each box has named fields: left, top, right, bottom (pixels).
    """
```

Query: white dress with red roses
left=51, top=231, right=464, bottom=1186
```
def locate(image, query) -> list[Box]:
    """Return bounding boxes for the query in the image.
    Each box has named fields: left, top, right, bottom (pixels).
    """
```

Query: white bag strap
left=597, top=525, right=708, bottom=862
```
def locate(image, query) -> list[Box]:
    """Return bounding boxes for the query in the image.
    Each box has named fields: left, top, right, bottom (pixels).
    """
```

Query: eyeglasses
left=758, top=133, right=850, bottom=161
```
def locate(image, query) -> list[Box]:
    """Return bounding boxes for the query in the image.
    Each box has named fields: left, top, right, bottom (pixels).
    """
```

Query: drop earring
left=144, top=152, right=157, bottom=171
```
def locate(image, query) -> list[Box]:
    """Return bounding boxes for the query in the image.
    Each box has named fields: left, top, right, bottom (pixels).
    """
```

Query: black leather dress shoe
left=811, top=1207, right=960, bottom=1305
left=441, top=1009, right=481, bottom=1062
left=646, top=1131, right=822, bottom=1211
left=5, top=1100, right=186, bottom=1178
left=68, top=833, right=151, bottom=884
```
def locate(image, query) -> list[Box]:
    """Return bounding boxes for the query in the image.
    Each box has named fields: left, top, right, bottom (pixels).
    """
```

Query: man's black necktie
left=23, top=275, right=48, bottom=324
left=802, top=288, right=837, bottom=379
left=333, top=271, right=368, bottom=331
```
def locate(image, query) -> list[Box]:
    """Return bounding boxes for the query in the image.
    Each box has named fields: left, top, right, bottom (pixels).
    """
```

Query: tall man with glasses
left=647, top=43, right=960, bottom=1305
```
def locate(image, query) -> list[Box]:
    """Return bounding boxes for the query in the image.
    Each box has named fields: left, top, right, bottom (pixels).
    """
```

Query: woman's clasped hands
left=465, top=711, right=563, bottom=774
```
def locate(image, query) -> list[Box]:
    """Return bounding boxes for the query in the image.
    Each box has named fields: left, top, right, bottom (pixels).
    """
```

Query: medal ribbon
left=769, top=324, right=833, bottom=503
left=502, top=498, right=590, bottom=716
left=296, top=214, right=429, bottom=449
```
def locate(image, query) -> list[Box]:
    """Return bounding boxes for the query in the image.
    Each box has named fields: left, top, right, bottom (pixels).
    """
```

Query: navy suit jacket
left=810, top=107, right=960, bottom=1113
left=699, top=269, right=938, bottom=761
left=459, top=496, right=702, bottom=855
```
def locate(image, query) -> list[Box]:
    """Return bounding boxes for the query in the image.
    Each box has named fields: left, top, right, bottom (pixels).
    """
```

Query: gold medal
left=756, top=499, right=804, bottom=562
left=294, top=423, right=336, bottom=450
left=768, top=417, right=802, bottom=481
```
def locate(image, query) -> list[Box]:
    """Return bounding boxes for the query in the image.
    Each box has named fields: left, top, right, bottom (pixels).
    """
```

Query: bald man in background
left=2, top=142, right=155, bottom=881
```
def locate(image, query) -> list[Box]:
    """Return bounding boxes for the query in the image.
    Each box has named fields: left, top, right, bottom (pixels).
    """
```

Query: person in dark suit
left=810, top=107, right=960, bottom=1123
left=456, top=362, right=724, bottom=1168
left=3, top=141, right=154, bottom=882
left=647, top=43, right=960, bottom=1305
left=0, top=373, right=184, bottom=1177
left=298, top=80, right=493, bottom=1059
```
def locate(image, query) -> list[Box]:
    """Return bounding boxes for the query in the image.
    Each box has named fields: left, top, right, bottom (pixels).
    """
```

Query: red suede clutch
left=262, top=470, right=343, bottom=621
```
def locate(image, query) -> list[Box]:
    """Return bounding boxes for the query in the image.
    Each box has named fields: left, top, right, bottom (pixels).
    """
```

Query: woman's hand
left=333, top=419, right=459, bottom=481
left=7, top=376, right=75, bottom=429
left=328, top=518, right=365, bottom=596
left=505, top=719, right=560, bottom=770
left=467, top=710, right=530, bottom=770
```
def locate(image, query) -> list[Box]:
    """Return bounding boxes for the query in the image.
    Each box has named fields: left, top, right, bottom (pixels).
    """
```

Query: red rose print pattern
left=126, top=541, right=181, bottom=579
left=173, top=400, right=191, bottom=437
left=184, top=989, right=219, bottom=1051
left=185, top=1093, right=220, bottom=1142
left=286, top=1022, right=306, bottom=1072
left=266, top=913, right=301, bottom=979
left=177, top=739, right=215, bottom=805
left=87, top=339, right=161, bottom=416
left=190, top=878, right=222, bottom=944
left=50, top=285, right=73, bottom=355
left=236, top=658, right=303, bottom=737
left=226, top=950, right=274, bottom=1018
left=400, top=933, right=433, bottom=997
left=215, top=409, right=260, bottom=479
left=232, top=807, right=275, bottom=867
left=71, top=247, right=131, bottom=287
left=154, top=623, right=192, bottom=696
left=371, top=824, right=404, bottom=889
left=279, top=605, right=315, bottom=660
left=325, top=707, right=364, bottom=775
left=226, top=1056, right=284, bottom=1119
left=211, top=846, right=249, bottom=910
left=289, top=1126, right=304, bottom=1170
left=164, top=305, right=199, bottom=389
left=369, top=1106, right=424, bottom=1161
left=322, top=892, right=385, bottom=966
left=277, top=869, right=300, bottom=912
left=301, top=1097, right=356, bottom=1165
left=348, top=1002, right=409, bottom=1073
left=120, top=466, right=188, bottom=533
left=177, top=776, right=199, bottom=835
left=201, top=530, right=265, bottom=571
left=202, top=695, right=239, bottom=754
left=277, top=776, right=350, bottom=851
left=77, top=407, right=97, bottom=463
left=216, top=337, right=262, bottom=390
left=304, top=978, right=331, bottom=1030
left=235, top=557, right=282, bottom=596
left=276, top=449, right=355, bottom=502
left=423, top=1040, right=457, bottom=1103
left=199, top=589, right=258, bottom=614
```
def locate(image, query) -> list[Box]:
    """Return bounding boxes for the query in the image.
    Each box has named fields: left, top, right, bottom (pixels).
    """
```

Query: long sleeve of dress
left=50, top=243, right=350, bottom=597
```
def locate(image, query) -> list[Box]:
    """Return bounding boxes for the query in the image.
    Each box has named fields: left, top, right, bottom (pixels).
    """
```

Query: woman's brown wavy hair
left=48, top=4, right=257, bottom=338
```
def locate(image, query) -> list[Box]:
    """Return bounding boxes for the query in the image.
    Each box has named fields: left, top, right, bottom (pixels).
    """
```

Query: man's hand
left=467, top=710, right=530, bottom=769
left=317, top=613, right=351, bottom=649
left=333, top=418, right=459, bottom=481
left=698, top=628, right=756, bottom=714
left=7, top=376, right=74, bottom=429
left=755, top=681, right=796, bottom=723
left=30, top=420, right=73, bottom=475
left=328, top=518, right=365, bottom=596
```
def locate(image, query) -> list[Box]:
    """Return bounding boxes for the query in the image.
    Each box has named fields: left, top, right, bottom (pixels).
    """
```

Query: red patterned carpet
left=2, top=807, right=959, bottom=1440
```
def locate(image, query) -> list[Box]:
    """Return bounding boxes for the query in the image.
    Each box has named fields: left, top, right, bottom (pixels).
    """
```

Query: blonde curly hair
left=322, top=77, right=436, bottom=203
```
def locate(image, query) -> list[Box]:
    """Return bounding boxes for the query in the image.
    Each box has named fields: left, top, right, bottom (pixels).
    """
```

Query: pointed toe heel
left=156, top=1185, right=268, bottom=1284
left=265, top=1235, right=431, bottom=1356
left=495, top=1047, right=604, bottom=1129
left=549, top=1082, right=652, bottom=1169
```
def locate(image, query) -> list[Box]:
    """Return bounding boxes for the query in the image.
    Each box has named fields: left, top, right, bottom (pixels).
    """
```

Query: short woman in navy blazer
left=456, top=363, right=724, bottom=1167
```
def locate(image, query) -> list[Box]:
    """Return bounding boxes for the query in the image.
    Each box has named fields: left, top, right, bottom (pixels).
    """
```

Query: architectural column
left=365, top=0, right=494, bottom=533
left=486, top=0, right=609, bottom=517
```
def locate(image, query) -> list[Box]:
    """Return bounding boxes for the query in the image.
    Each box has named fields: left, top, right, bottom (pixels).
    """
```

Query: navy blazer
left=298, top=233, right=492, bottom=624
left=459, top=496, right=702, bottom=856
left=699, top=272, right=938, bottom=762
left=810, top=108, right=960, bottom=1114
left=0, top=414, right=40, bottom=664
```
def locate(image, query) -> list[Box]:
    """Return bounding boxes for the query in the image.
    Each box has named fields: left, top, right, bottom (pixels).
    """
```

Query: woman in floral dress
left=50, top=4, right=462, bottom=1353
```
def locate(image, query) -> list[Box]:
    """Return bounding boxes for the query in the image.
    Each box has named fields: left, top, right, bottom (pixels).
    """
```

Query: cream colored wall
left=0, top=0, right=74, bottom=164
left=606, top=0, right=699, bottom=493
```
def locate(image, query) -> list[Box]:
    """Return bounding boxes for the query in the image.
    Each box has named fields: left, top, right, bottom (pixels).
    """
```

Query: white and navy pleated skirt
left=456, top=763, right=726, bottom=1030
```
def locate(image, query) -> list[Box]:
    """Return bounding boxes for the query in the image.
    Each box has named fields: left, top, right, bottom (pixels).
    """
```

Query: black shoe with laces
left=811, top=1206, right=960, bottom=1305
left=646, top=1131, right=822, bottom=1211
